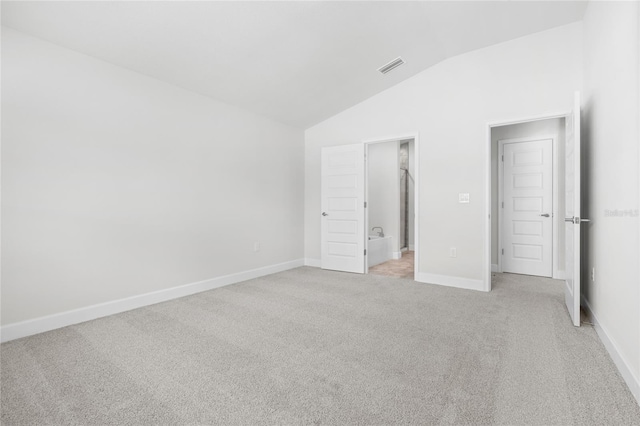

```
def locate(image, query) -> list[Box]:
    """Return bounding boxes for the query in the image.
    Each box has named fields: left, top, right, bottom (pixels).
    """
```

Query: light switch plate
left=459, top=193, right=470, bottom=203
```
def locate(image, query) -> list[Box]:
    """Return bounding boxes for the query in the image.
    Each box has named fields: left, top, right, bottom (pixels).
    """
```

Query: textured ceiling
left=2, top=1, right=587, bottom=128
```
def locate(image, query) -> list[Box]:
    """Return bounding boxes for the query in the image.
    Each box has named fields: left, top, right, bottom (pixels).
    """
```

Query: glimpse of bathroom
left=367, top=138, right=415, bottom=279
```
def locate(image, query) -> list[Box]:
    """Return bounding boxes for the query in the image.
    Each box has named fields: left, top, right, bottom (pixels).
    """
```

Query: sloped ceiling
left=1, top=1, right=587, bottom=128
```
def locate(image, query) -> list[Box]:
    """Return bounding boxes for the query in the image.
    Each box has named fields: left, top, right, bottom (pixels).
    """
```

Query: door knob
left=322, top=212, right=328, bottom=216
left=565, top=217, right=591, bottom=224
left=540, top=213, right=550, bottom=217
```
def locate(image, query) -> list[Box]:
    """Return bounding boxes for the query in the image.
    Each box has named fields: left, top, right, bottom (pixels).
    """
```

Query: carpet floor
left=1, top=269, right=639, bottom=425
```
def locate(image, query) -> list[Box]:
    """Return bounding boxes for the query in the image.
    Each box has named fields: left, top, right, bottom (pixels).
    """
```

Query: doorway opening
left=365, top=138, right=416, bottom=279
left=485, top=93, right=583, bottom=326
left=491, top=118, right=566, bottom=280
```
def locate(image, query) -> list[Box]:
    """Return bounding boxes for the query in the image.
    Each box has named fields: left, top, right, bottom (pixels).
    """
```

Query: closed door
left=502, top=139, right=553, bottom=277
left=321, top=144, right=365, bottom=273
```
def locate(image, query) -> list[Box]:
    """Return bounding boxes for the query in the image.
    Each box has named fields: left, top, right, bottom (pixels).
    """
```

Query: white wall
left=491, top=118, right=565, bottom=274
left=1, top=28, right=304, bottom=326
left=367, top=141, right=399, bottom=253
left=305, top=23, right=582, bottom=289
left=582, top=1, right=640, bottom=397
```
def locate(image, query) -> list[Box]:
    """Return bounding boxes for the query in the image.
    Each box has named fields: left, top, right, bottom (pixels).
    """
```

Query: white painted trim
left=582, top=296, right=640, bottom=406
left=416, top=272, right=486, bottom=292
left=637, top=3, right=640, bottom=395
left=304, top=258, right=321, bottom=268
left=491, top=264, right=499, bottom=273
left=487, top=111, right=570, bottom=128
left=392, top=251, right=402, bottom=260
left=551, top=131, right=561, bottom=280
left=0, top=259, right=305, bottom=343
left=396, top=140, right=402, bottom=257
left=361, top=134, right=416, bottom=145
left=408, top=244, right=415, bottom=250
left=364, top=142, right=370, bottom=274
left=485, top=124, right=493, bottom=291
left=498, top=139, right=505, bottom=274
left=413, top=134, right=420, bottom=282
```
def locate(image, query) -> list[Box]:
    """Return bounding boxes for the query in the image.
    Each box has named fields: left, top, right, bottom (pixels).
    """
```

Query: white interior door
left=321, top=144, right=365, bottom=273
left=502, top=139, right=554, bottom=277
left=565, top=92, right=583, bottom=327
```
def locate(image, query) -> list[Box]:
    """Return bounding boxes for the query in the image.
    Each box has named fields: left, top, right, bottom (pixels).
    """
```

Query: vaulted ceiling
left=2, top=1, right=587, bottom=128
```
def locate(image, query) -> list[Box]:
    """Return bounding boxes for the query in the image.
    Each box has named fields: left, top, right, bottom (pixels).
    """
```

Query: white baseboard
left=1, top=258, right=305, bottom=343
left=491, top=264, right=499, bottom=273
left=416, top=272, right=486, bottom=292
left=304, top=258, right=321, bottom=268
left=581, top=295, right=640, bottom=406
left=392, top=251, right=402, bottom=260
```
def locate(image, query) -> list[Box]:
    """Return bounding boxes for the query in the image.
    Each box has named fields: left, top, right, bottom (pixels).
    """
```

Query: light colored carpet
left=1, top=269, right=639, bottom=425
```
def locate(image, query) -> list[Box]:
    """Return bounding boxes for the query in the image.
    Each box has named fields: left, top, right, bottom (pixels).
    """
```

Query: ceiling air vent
left=378, top=57, right=405, bottom=74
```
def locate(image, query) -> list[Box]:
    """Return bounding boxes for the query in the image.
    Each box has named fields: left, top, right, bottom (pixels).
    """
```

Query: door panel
left=502, top=139, right=553, bottom=277
left=565, top=92, right=582, bottom=327
left=321, top=144, right=365, bottom=273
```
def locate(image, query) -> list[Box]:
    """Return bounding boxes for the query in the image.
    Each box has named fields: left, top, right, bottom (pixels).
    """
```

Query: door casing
left=320, top=133, right=420, bottom=278
left=485, top=112, right=569, bottom=291
left=363, top=133, right=420, bottom=280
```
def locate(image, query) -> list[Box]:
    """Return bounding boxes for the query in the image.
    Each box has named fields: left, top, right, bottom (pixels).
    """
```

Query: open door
left=565, top=92, right=586, bottom=326
left=321, top=144, right=365, bottom=273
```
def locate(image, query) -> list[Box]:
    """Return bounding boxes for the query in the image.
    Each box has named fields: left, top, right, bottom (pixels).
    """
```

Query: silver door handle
left=322, top=212, right=328, bottom=216
left=565, top=217, right=591, bottom=224
left=540, top=213, right=550, bottom=217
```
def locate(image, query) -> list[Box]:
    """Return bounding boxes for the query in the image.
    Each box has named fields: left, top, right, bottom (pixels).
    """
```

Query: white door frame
left=363, top=133, right=420, bottom=280
left=485, top=113, right=568, bottom=291
left=497, top=135, right=561, bottom=279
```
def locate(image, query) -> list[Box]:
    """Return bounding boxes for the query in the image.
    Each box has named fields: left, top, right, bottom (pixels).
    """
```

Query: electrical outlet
left=591, top=267, right=595, bottom=282
left=450, top=247, right=457, bottom=258
left=254, top=242, right=260, bottom=252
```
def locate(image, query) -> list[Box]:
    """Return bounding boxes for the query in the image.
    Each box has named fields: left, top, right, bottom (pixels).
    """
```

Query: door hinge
left=501, top=249, right=504, bottom=255
left=364, top=201, right=367, bottom=208
left=501, top=201, right=504, bottom=208
left=364, top=249, right=367, bottom=256
left=501, top=155, right=504, bottom=162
